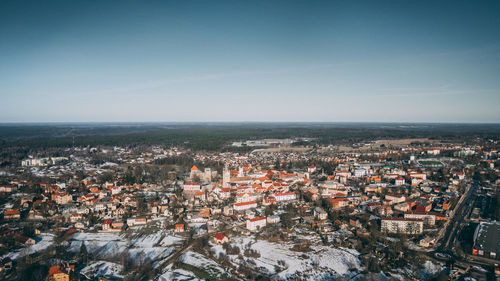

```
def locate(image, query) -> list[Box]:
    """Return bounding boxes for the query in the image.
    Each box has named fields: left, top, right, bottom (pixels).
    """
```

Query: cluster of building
left=0, top=138, right=498, bottom=279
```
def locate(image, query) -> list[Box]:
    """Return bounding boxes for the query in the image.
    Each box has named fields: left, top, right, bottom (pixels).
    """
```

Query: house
left=246, top=216, right=267, bottom=231
left=223, top=206, right=233, bottom=216
left=215, top=187, right=231, bottom=199
left=314, top=207, right=328, bottom=220
left=379, top=206, right=393, bottom=216
left=394, top=177, right=405, bottom=186
left=127, top=217, right=147, bottom=226
left=273, top=192, right=296, bottom=202
left=214, top=233, right=229, bottom=244
left=393, top=202, right=410, bottom=212
left=415, top=202, right=432, bottom=212
left=102, top=219, right=113, bottom=231
left=263, top=196, right=276, bottom=206
left=354, top=168, right=367, bottom=177
left=410, top=172, right=427, bottom=180
left=404, top=211, right=437, bottom=226
left=0, top=185, right=14, bottom=193
left=53, top=193, right=73, bottom=205
left=48, top=264, right=74, bottom=281
left=183, top=182, right=201, bottom=193
left=419, top=236, right=436, bottom=247
left=236, top=192, right=257, bottom=203
left=384, top=194, right=406, bottom=205
left=70, top=213, right=83, bottom=223
left=75, top=222, right=85, bottom=229
left=233, top=201, right=257, bottom=211
left=14, top=234, right=35, bottom=246
left=94, top=203, right=106, bottom=212
left=380, top=217, right=424, bottom=235
left=175, top=224, right=185, bottom=232
left=267, top=215, right=280, bottom=224
left=307, top=165, right=317, bottom=173
left=112, top=221, right=124, bottom=229
left=3, top=209, right=20, bottom=220
left=330, top=198, right=349, bottom=209
left=364, top=202, right=381, bottom=212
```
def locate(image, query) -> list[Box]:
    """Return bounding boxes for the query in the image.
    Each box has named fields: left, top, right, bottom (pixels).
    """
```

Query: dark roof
left=473, top=221, right=500, bottom=254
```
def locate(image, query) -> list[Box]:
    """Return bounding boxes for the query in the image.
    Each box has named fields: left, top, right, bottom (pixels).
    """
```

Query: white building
left=190, top=165, right=201, bottom=180
left=267, top=215, right=280, bottom=224
left=394, top=177, right=405, bottom=186
left=236, top=193, right=257, bottom=203
left=381, top=217, right=424, bottom=234
left=385, top=194, right=406, bottom=205
left=314, top=207, right=328, bottom=220
left=223, top=165, right=231, bottom=187
left=21, top=157, right=68, bottom=167
left=273, top=192, right=296, bottom=202
left=307, top=165, right=317, bottom=173
left=427, top=149, right=440, bottom=155
left=233, top=201, right=257, bottom=211
left=393, top=202, right=410, bottom=212
left=246, top=216, right=267, bottom=231
left=404, top=211, right=436, bottom=226
left=0, top=185, right=15, bottom=193
left=127, top=217, right=147, bottom=226
left=354, top=168, right=367, bottom=177
left=183, top=182, right=201, bottom=193
left=55, top=194, right=72, bottom=205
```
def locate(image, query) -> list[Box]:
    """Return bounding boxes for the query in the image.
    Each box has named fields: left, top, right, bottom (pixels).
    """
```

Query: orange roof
left=4, top=209, right=20, bottom=215
left=249, top=216, right=266, bottom=222
left=48, top=265, right=73, bottom=276
left=234, top=201, right=257, bottom=206
left=275, top=192, right=295, bottom=196
left=214, top=233, right=226, bottom=240
left=191, top=165, right=199, bottom=171
left=49, top=265, right=63, bottom=276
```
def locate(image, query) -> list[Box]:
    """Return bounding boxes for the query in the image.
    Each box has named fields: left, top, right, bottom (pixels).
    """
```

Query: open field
left=252, top=147, right=311, bottom=153
left=418, top=160, right=444, bottom=166
left=374, top=138, right=438, bottom=146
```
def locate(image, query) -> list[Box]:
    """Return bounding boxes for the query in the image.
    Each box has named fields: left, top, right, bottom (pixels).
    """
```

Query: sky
left=1, top=0, right=500, bottom=123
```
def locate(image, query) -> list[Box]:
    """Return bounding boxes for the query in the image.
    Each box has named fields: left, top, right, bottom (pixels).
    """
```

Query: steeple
left=223, top=164, right=230, bottom=187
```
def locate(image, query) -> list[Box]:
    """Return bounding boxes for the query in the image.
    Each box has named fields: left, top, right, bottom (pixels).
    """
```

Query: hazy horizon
left=2, top=1, right=500, bottom=122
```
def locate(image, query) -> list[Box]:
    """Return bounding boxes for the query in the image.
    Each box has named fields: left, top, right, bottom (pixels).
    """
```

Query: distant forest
left=1, top=123, right=500, bottom=151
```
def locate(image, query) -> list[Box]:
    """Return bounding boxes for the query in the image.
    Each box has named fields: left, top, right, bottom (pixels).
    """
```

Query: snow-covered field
left=7, top=233, right=54, bottom=260
left=80, top=261, right=123, bottom=279
left=157, top=251, right=232, bottom=281
left=69, top=231, right=183, bottom=264
left=182, top=251, right=230, bottom=277
left=158, top=265, right=203, bottom=281
left=211, top=235, right=361, bottom=280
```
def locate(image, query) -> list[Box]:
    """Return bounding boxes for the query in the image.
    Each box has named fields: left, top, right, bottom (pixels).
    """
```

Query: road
left=435, top=182, right=477, bottom=255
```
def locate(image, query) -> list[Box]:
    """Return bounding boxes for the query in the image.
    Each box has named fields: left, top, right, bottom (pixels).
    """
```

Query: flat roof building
left=472, top=221, right=500, bottom=260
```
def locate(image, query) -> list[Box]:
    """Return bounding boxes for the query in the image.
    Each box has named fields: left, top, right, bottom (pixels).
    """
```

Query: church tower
left=223, top=165, right=230, bottom=187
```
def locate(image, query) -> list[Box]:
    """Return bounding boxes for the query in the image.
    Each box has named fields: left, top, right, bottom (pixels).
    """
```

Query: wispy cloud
left=72, top=61, right=358, bottom=98
left=378, top=87, right=498, bottom=98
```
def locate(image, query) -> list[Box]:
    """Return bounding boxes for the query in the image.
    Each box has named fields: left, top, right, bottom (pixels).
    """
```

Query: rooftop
left=473, top=221, right=500, bottom=254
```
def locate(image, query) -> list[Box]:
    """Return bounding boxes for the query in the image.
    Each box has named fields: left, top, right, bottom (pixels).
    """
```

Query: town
left=0, top=129, right=499, bottom=281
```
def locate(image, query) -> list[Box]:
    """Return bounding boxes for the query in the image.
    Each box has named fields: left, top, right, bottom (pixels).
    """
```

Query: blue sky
left=1, top=0, right=500, bottom=122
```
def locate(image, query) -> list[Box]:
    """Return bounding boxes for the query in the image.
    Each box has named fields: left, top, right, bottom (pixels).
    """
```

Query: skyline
left=1, top=1, right=500, bottom=122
